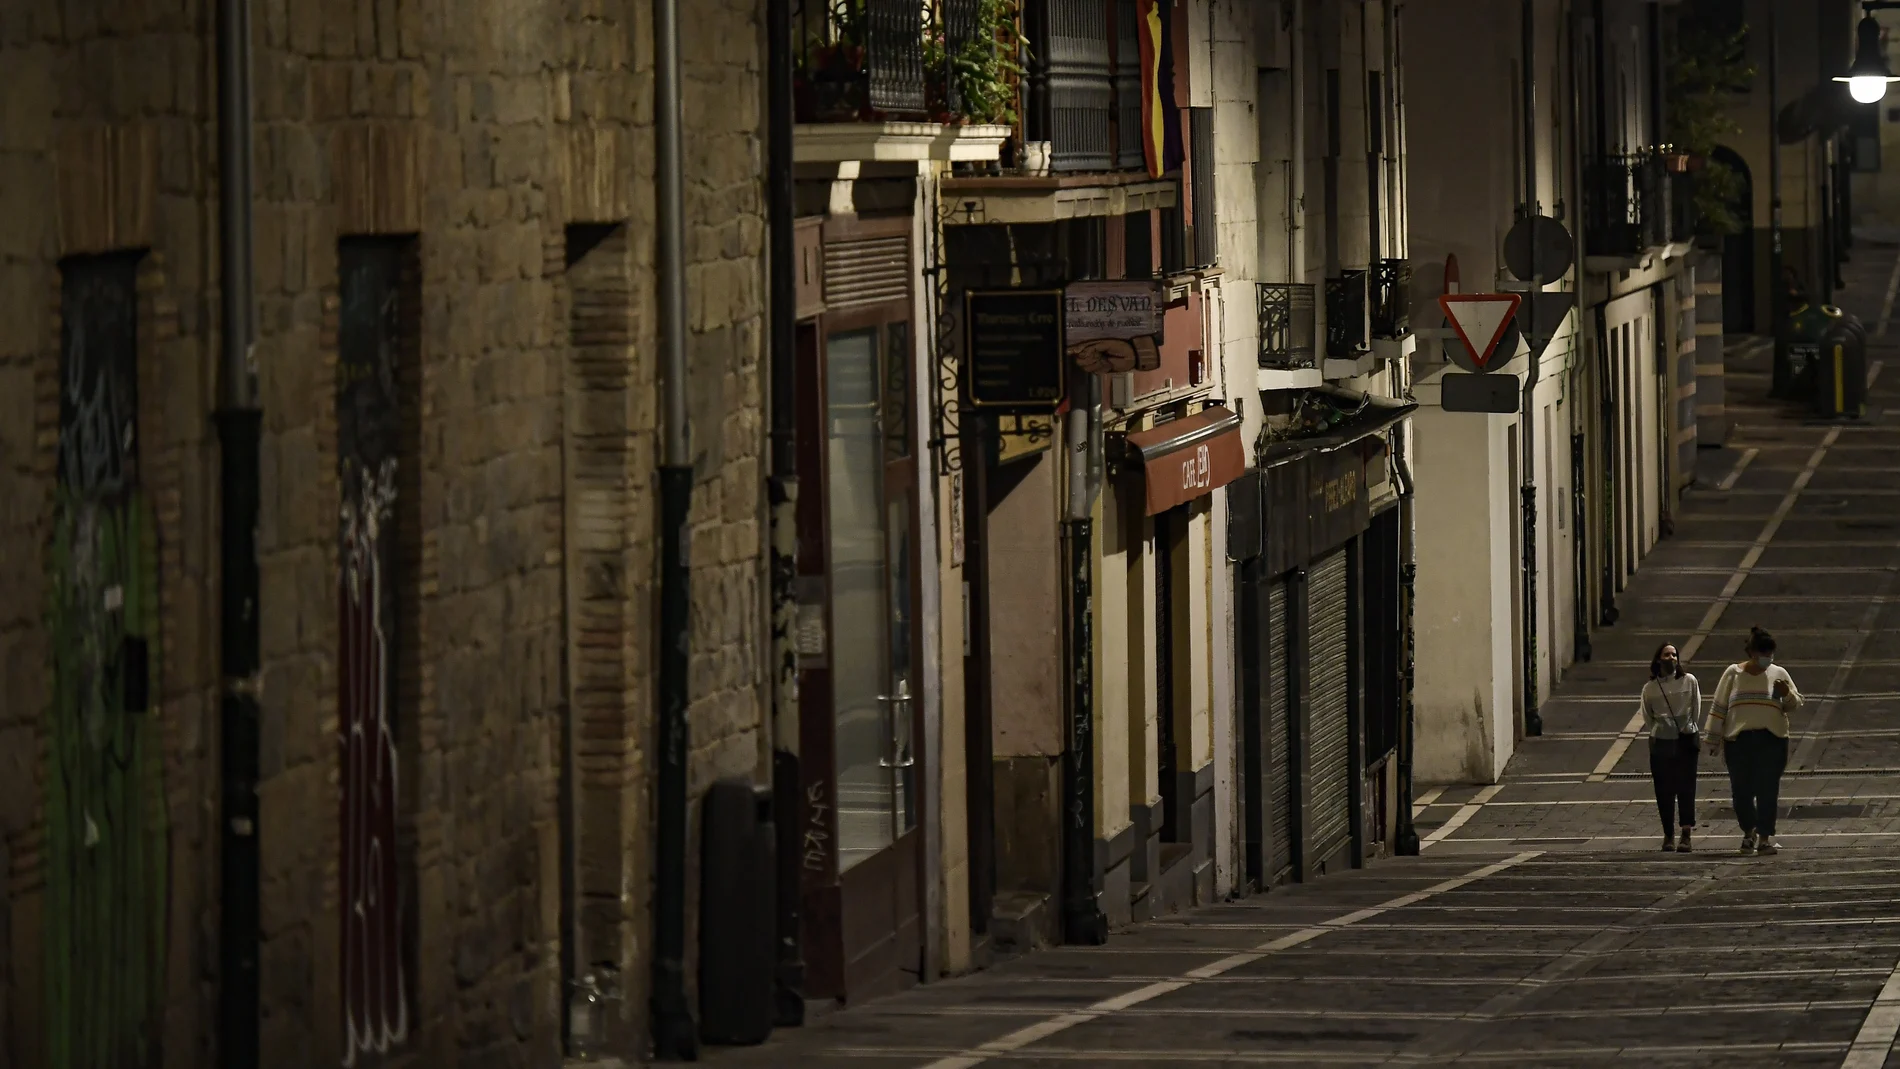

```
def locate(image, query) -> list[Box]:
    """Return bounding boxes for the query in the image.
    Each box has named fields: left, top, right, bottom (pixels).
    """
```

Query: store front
left=793, top=211, right=927, bottom=1002
left=1233, top=393, right=1411, bottom=887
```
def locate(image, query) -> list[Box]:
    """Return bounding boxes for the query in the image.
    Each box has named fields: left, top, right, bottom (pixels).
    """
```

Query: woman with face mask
left=1640, top=643, right=1702, bottom=851
left=1705, top=627, right=1805, bottom=855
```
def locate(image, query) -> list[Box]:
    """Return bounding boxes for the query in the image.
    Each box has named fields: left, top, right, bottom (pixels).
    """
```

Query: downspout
left=1290, top=0, right=1307, bottom=286
left=1391, top=415, right=1420, bottom=857
left=1061, top=374, right=1107, bottom=945
left=1768, top=1, right=1785, bottom=395
left=1568, top=4, right=1593, bottom=663
left=765, top=0, right=805, bottom=1030
left=1590, top=0, right=1617, bottom=629
left=1519, top=0, right=1542, bottom=737
left=650, top=0, right=699, bottom=1056
left=214, top=0, right=262, bottom=1065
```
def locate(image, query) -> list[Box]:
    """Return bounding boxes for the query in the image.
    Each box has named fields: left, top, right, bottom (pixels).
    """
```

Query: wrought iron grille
left=1583, top=153, right=1645, bottom=259
left=1258, top=282, right=1317, bottom=370
left=1111, top=0, right=1143, bottom=171
left=1638, top=152, right=1670, bottom=250
left=938, top=0, right=979, bottom=117
left=1325, top=270, right=1370, bottom=357
left=793, top=0, right=929, bottom=120
left=1371, top=258, right=1410, bottom=339
left=1032, top=0, right=1113, bottom=172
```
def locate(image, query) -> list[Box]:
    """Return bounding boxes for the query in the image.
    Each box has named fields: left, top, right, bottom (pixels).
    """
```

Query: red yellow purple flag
left=1136, top=0, right=1166, bottom=178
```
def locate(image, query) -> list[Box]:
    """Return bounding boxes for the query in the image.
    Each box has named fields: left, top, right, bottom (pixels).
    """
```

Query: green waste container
left=1813, top=312, right=1869, bottom=420
left=1778, top=301, right=1836, bottom=399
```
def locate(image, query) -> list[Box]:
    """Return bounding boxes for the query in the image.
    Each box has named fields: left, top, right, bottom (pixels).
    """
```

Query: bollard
left=1814, top=314, right=1868, bottom=420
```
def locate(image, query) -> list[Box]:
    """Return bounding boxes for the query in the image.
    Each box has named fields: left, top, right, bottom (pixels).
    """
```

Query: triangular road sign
left=1440, top=294, right=1523, bottom=371
left=1520, top=290, right=1578, bottom=359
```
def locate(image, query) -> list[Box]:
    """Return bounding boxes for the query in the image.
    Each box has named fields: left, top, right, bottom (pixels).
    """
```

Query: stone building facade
left=0, top=0, right=768, bottom=1065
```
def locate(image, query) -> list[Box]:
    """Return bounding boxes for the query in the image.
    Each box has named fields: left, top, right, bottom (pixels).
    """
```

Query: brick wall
left=1, top=0, right=769, bottom=1065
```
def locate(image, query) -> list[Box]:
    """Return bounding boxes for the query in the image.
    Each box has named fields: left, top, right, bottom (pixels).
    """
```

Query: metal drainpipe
left=1519, top=0, right=1542, bottom=737
left=1061, top=375, right=1107, bottom=945
left=1290, top=0, right=1307, bottom=286
left=214, top=0, right=261, bottom=1064
left=1768, top=1, right=1784, bottom=392
left=650, top=0, right=699, bottom=1056
left=765, top=0, right=805, bottom=1031
left=1391, top=413, right=1420, bottom=857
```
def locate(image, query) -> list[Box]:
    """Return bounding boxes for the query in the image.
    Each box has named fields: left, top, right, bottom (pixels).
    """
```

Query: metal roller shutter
left=1266, top=579, right=1293, bottom=885
left=1307, top=550, right=1352, bottom=867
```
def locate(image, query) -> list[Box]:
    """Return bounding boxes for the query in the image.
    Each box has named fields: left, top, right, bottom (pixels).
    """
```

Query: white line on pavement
left=914, top=852, right=1543, bottom=1069
left=1878, top=253, right=1900, bottom=336
left=1585, top=428, right=1840, bottom=783
left=1841, top=965, right=1900, bottom=1069
left=1718, top=447, right=1759, bottom=491
left=1415, top=793, right=1900, bottom=808
left=1419, top=784, right=1503, bottom=848
left=1410, top=785, right=1445, bottom=817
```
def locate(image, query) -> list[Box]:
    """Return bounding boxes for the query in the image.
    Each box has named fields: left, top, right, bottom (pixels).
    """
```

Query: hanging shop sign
left=1263, top=445, right=1372, bottom=574
left=967, top=289, right=1065, bottom=410
left=1066, top=281, right=1166, bottom=373
left=1123, top=405, right=1246, bottom=515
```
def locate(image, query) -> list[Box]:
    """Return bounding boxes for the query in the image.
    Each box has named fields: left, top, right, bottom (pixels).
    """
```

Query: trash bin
left=1778, top=300, right=1831, bottom=400
left=699, top=778, right=776, bottom=1046
left=1814, top=312, right=1869, bottom=420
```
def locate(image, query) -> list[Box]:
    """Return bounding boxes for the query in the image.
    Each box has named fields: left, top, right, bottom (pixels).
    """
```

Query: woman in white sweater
left=1639, top=643, right=1703, bottom=852
left=1705, top=626, right=1805, bottom=856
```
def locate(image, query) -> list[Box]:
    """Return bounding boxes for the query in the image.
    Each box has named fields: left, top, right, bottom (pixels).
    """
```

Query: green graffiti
left=45, top=491, right=168, bottom=1069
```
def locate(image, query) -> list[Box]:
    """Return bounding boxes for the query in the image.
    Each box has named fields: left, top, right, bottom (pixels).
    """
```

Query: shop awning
left=1124, top=405, right=1246, bottom=515
left=1256, top=387, right=1417, bottom=469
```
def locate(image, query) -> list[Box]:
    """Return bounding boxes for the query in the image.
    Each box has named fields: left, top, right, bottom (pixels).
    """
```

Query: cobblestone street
left=699, top=239, right=1900, bottom=1068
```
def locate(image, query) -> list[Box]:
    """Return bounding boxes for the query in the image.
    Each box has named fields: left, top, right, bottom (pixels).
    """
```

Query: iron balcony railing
left=1258, top=282, right=1318, bottom=370
left=793, top=0, right=980, bottom=122
left=1371, top=258, right=1411, bottom=339
left=1325, top=270, right=1370, bottom=358
left=1024, top=0, right=1149, bottom=174
left=1584, top=151, right=1673, bottom=259
left=1669, top=168, right=1700, bottom=243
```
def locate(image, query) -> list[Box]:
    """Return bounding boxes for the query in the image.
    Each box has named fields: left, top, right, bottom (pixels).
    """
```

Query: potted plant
left=795, top=2, right=868, bottom=122
left=926, top=0, right=1025, bottom=126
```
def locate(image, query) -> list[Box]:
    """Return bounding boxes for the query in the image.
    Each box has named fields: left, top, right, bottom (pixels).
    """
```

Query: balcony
left=794, top=0, right=990, bottom=125
left=1370, top=258, right=1410, bottom=340
left=1257, top=282, right=1317, bottom=372
left=1583, top=150, right=1673, bottom=267
left=1021, top=0, right=1154, bottom=176
left=1325, top=271, right=1371, bottom=359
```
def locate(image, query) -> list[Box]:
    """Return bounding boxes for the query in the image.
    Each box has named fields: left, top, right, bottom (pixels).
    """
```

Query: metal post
left=215, top=0, right=261, bottom=1063
left=650, top=0, right=698, bottom=1056
left=764, top=0, right=805, bottom=1031
left=1061, top=381, right=1106, bottom=944
left=1519, top=0, right=1542, bottom=737
left=1769, top=1, right=1785, bottom=396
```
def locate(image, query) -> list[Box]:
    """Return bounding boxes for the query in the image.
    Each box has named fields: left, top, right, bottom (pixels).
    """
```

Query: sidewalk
left=691, top=239, right=1900, bottom=1068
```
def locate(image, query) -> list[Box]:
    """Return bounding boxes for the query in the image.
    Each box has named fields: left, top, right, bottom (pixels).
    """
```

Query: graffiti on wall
left=338, top=241, right=409, bottom=1067
left=46, top=251, right=170, bottom=1069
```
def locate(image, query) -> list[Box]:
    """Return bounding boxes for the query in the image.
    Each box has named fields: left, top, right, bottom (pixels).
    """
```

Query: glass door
left=823, top=325, right=918, bottom=869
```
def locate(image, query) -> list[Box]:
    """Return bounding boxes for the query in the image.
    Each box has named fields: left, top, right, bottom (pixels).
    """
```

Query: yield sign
left=1439, top=293, right=1522, bottom=372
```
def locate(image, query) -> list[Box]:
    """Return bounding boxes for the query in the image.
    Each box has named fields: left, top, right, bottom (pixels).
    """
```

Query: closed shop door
left=1266, top=579, right=1294, bottom=885
left=1306, top=550, right=1352, bottom=868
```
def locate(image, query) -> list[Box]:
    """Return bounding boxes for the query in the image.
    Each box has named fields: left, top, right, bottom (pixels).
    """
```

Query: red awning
left=1124, top=406, right=1246, bottom=515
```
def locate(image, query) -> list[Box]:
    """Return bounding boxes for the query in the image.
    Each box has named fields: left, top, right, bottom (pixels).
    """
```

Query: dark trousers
left=1648, top=737, right=1699, bottom=834
left=1724, top=729, right=1789, bottom=836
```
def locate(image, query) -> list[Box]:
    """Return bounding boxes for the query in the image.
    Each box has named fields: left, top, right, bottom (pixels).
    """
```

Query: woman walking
left=1639, top=643, right=1702, bottom=852
left=1706, top=627, right=1805, bottom=856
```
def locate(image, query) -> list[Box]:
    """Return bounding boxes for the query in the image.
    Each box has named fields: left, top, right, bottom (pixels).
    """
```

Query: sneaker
left=1738, top=832, right=1758, bottom=856
left=1757, top=836, right=1781, bottom=856
left=1662, top=831, right=1676, bottom=852
left=1677, top=828, right=1694, bottom=854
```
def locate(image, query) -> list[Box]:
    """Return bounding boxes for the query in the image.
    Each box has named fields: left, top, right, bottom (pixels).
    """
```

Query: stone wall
left=0, top=0, right=768, bottom=1065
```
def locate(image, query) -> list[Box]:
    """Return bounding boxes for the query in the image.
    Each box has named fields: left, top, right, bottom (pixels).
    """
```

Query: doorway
left=796, top=312, right=924, bottom=1002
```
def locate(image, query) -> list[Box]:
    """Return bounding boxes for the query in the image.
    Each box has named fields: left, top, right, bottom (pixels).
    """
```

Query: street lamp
left=1837, top=11, right=1900, bottom=105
